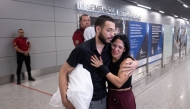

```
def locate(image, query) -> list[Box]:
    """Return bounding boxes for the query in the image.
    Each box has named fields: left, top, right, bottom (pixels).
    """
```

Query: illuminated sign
left=77, top=1, right=141, bottom=20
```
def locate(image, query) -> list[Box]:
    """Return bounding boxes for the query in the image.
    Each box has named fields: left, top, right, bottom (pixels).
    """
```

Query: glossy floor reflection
left=133, top=56, right=190, bottom=109
left=0, top=57, right=189, bottom=109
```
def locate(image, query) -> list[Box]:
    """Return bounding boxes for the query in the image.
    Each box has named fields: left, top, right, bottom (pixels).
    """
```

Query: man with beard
left=59, top=15, right=138, bottom=109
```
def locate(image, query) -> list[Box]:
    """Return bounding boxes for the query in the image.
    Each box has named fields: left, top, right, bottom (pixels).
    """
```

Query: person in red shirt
left=72, top=14, right=91, bottom=47
left=13, top=29, right=35, bottom=85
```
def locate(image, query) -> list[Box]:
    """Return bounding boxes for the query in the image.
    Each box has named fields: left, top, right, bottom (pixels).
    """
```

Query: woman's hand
left=90, top=55, right=103, bottom=68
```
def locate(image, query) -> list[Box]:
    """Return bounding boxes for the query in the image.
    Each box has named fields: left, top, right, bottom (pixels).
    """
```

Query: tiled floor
left=133, top=57, right=190, bottom=109
left=0, top=57, right=190, bottom=109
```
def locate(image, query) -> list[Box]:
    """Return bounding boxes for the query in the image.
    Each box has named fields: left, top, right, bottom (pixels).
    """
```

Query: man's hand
left=120, top=58, right=139, bottom=76
left=24, top=51, right=29, bottom=56
left=63, top=99, right=75, bottom=109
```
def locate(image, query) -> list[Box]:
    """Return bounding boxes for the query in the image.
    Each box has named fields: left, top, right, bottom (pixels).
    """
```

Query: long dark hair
left=111, top=34, right=131, bottom=60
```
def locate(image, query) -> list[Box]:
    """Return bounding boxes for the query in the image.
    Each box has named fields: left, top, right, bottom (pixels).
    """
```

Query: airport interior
left=0, top=0, right=190, bottom=109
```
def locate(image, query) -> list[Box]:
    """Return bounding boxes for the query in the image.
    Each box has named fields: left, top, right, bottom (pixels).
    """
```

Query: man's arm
left=105, top=70, right=130, bottom=88
left=27, top=44, right=31, bottom=52
left=13, top=39, right=24, bottom=53
left=24, top=45, right=31, bottom=56
left=59, top=62, right=75, bottom=109
left=120, top=57, right=139, bottom=76
left=14, top=46, right=25, bottom=54
left=72, top=30, right=84, bottom=47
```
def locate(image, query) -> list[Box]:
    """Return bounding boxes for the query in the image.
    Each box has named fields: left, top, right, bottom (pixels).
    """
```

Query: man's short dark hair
left=94, top=15, right=114, bottom=32
left=18, top=29, right=23, bottom=32
left=79, top=14, right=89, bottom=22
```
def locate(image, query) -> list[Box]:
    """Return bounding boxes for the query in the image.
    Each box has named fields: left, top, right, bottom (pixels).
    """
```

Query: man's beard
left=98, top=32, right=108, bottom=45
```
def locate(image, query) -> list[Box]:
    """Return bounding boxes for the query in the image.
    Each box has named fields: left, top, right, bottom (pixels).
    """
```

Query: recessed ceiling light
left=183, top=18, right=188, bottom=20
left=137, top=4, right=151, bottom=9
left=183, top=4, right=188, bottom=8
left=159, top=11, right=164, bottom=13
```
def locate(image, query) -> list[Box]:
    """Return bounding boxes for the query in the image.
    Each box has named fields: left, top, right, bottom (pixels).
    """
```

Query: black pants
left=16, top=52, right=32, bottom=81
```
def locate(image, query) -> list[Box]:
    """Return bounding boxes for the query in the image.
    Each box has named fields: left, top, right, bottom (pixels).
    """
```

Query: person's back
left=84, top=27, right=95, bottom=41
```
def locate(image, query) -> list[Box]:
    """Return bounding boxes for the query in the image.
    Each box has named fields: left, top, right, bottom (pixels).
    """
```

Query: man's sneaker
left=28, top=77, right=35, bottom=81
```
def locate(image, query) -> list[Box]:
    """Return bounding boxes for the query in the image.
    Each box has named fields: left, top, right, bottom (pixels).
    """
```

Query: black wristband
left=98, top=65, right=110, bottom=76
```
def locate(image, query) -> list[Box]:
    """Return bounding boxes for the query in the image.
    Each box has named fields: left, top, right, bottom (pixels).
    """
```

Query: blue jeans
left=89, top=97, right=106, bottom=109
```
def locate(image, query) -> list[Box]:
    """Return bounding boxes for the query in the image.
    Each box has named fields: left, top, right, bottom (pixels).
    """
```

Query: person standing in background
left=84, top=26, right=95, bottom=41
left=13, top=29, right=35, bottom=85
left=72, top=14, right=91, bottom=47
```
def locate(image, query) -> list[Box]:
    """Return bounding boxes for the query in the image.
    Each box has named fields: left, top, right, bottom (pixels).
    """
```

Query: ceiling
left=123, top=0, right=190, bottom=21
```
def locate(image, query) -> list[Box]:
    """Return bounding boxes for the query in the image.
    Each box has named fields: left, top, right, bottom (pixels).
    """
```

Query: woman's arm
left=105, top=58, right=133, bottom=88
left=91, top=55, right=134, bottom=88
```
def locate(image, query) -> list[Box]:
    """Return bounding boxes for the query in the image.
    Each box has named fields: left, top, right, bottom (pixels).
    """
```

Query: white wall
left=0, top=0, right=186, bottom=77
